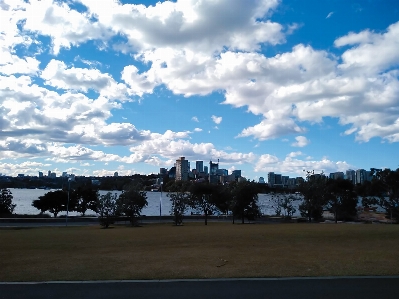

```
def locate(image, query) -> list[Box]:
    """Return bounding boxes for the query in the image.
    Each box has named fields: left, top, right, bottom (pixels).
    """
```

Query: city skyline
left=1, top=0, right=399, bottom=180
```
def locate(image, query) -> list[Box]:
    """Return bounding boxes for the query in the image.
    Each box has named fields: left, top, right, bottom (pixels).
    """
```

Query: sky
left=1, top=0, right=399, bottom=180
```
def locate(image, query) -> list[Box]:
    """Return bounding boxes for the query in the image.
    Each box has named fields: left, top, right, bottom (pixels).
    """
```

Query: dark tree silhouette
left=0, top=188, right=16, bottom=216
left=32, top=190, right=68, bottom=217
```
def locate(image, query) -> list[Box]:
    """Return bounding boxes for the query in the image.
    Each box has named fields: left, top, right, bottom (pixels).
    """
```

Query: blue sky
left=1, top=0, right=399, bottom=180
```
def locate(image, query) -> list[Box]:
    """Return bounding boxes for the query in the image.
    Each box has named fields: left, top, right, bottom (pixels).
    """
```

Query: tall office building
left=346, top=169, right=356, bottom=184
left=275, top=174, right=282, bottom=185
left=232, top=170, right=241, bottom=178
left=334, top=172, right=344, bottom=180
left=209, top=160, right=219, bottom=175
left=204, top=166, right=208, bottom=174
left=38, top=172, right=43, bottom=178
left=196, top=161, right=204, bottom=173
left=159, top=168, right=167, bottom=176
left=176, top=157, right=189, bottom=181
left=268, top=172, right=275, bottom=187
left=356, top=169, right=367, bottom=184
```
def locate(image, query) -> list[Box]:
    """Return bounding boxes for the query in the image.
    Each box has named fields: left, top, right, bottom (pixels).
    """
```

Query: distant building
left=159, top=168, right=167, bottom=176
left=176, top=157, right=189, bottom=181
left=287, top=178, right=297, bottom=188
left=209, top=160, right=219, bottom=175
left=17, top=174, right=24, bottom=178
left=48, top=170, right=51, bottom=177
left=196, top=161, right=204, bottom=173
left=62, top=172, right=67, bottom=177
left=168, top=167, right=176, bottom=179
left=268, top=172, right=275, bottom=187
left=346, top=169, right=356, bottom=184
left=275, top=174, right=282, bottom=185
left=259, top=177, right=265, bottom=184
left=114, top=172, right=118, bottom=177
left=356, top=169, right=367, bottom=184
left=216, top=169, right=228, bottom=176
left=38, top=172, right=43, bottom=178
left=334, top=172, right=344, bottom=180
left=49, top=172, right=56, bottom=178
left=208, top=160, right=219, bottom=184
left=282, top=176, right=289, bottom=186
left=204, top=166, right=208, bottom=174
left=232, top=170, right=241, bottom=179
left=220, top=174, right=236, bottom=184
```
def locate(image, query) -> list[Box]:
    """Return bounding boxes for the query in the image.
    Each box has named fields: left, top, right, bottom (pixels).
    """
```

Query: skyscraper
left=176, top=157, right=189, bottom=181
left=196, top=161, right=204, bottom=173
left=268, top=172, right=275, bottom=187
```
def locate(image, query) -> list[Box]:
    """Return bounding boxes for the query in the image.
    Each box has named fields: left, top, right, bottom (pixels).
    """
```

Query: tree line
left=1, top=168, right=398, bottom=225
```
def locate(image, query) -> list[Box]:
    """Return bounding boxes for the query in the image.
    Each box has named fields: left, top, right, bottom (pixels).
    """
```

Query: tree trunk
left=232, top=213, right=235, bottom=224
left=241, top=214, right=244, bottom=224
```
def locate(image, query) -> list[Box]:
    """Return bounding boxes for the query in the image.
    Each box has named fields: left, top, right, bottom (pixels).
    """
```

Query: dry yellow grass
left=1, top=222, right=399, bottom=281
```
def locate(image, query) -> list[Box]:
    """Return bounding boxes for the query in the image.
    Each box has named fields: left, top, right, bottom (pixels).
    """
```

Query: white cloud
left=23, top=0, right=107, bottom=55
left=191, top=116, right=199, bottom=122
left=326, top=12, right=334, bottom=19
left=291, top=136, right=310, bottom=147
left=41, top=59, right=129, bottom=99
left=211, top=115, right=222, bottom=125
left=78, top=0, right=286, bottom=53
left=194, top=128, right=203, bottom=132
left=255, top=153, right=353, bottom=176
left=0, top=161, right=51, bottom=176
left=288, top=151, right=303, bottom=157
left=127, top=130, right=256, bottom=166
left=238, top=109, right=305, bottom=140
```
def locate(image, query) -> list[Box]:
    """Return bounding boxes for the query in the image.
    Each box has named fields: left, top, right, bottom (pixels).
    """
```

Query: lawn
left=1, top=222, right=398, bottom=281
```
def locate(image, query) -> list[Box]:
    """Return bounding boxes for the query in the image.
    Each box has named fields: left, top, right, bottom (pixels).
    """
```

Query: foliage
left=72, top=186, right=99, bottom=216
left=97, top=192, right=118, bottom=228
left=298, top=171, right=329, bottom=222
left=164, top=180, right=191, bottom=192
left=0, top=188, right=16, bottom=216
left=270, top=193, right=297, bottom=219
left=189, top=182, right=219, bottom=225
left=327, top=178, right=358, bottom=222
left=117, top=183, right=148, bottom=226
left=229, top=181, right=261, bottom=224
left=375, top=168, right=399, bottom=222
left=32, top=190, right=68, bottom=217
left=168, top=191, right=190, bottom=225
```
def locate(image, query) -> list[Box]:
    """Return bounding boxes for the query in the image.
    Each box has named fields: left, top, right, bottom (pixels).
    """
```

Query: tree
left=97, top=192, right=118, bottom=228
left=168, top=191, right=190, bottom=225
left=229, top=181, right=261, bottom=224
left=298, top=171, right=328, bottom=222
left=189, top=182, right=218, bottom=225
left=327, top=178, right=358, bottom=223
left=32, top=190, right=68, bottom=217
left=72, top=186, right=98, bottom=216
left=375, top=168, right=399, bottom=223
left=271, top=193, right=297, bottom=219
left=117, top=183, right=148, bottom=226
left=0, top=188, right=16, bottom=216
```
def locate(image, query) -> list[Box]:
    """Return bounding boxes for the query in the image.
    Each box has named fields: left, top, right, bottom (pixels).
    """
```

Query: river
left=8, top=188, right=304, bottom=217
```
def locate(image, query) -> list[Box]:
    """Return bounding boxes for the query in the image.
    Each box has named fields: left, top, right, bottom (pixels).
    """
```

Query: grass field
left=1, top=222, right=399, bottom=281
